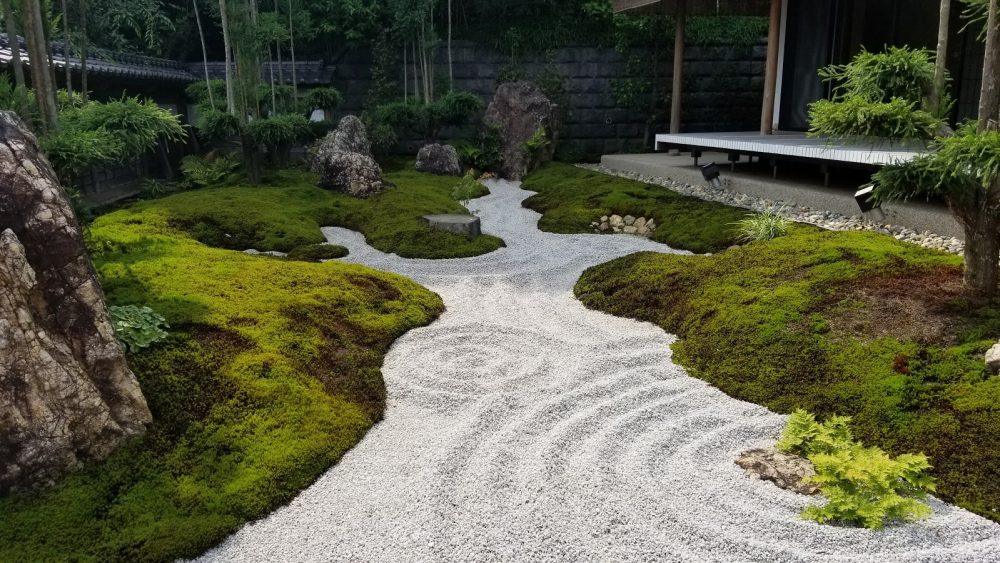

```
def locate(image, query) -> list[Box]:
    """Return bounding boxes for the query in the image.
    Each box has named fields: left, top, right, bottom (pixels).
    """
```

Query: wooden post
left=760, top=0, right=781, bottom=134
left=670, top=0, right=686, bottom=134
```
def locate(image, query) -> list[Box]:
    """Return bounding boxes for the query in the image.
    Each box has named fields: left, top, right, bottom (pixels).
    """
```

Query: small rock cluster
left=591, top=214, right=657, bottom=237
left=578, top=164, right=965, bottom=255
left=310, top=115, right=391, bottom=198
left=736, top=447, right=819, bottom=496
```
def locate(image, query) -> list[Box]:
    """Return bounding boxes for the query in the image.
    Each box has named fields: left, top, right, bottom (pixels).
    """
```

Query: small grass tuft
left=734, top=209, right=792, bottom=243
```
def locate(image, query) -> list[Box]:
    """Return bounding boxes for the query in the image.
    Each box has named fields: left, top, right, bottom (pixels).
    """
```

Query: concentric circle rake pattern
left=198, top=179, right=1000, bottom=562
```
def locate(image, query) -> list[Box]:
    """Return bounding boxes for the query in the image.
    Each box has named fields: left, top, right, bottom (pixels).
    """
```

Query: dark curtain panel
left=778, top=0, right=836, bottom=130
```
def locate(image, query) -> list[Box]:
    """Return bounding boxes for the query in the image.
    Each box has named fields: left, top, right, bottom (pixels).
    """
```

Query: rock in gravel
left=0, top=112, right=151, bottom=493
left=311, top=115, right=391, bottom=198
left=609, top=215, right=624, bottom=228
left=624, top=215, right=636, bottom=226
left=736, top=447, right=819, bottom=496
left=987, top=342, right=1000, bottom=374
left=483, top=81, right=560, bottom=181
left=415, top=143, right=462, bottom=176
left=422, top=214, right=481, bottom=237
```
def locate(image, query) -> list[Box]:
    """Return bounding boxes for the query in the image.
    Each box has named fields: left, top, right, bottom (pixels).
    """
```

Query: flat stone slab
left=422, top=214, right=481, bottom=237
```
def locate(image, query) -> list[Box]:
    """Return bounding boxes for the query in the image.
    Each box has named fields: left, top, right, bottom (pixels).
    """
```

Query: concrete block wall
left=332, top=40, right=766, bottom=156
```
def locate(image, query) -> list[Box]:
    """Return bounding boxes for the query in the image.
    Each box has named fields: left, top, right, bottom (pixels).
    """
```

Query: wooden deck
left=655, top=131, right=927, bottom=167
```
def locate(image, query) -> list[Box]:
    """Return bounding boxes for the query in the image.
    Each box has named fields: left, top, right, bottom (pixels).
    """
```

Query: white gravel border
left=196, top=179, right=1000, bottom=562
left=578, top=163, right=965, bottom=255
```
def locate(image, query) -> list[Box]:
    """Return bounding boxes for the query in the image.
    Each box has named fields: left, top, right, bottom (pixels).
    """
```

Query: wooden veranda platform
left=655, top=131, right=929, bottom=185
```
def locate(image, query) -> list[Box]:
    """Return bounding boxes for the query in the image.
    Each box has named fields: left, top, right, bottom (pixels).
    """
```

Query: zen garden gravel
left=198, top=179, right=1000, bottom=562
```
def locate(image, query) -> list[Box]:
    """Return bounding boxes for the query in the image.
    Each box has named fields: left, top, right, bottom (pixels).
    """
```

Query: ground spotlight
left=701, top=162, right=722, bottom=189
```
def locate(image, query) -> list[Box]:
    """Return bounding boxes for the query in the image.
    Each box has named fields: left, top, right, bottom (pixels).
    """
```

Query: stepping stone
left=422, top=214, right=481, bottom=237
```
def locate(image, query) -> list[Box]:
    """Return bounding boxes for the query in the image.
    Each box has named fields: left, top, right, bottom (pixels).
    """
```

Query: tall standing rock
left=484, top=81, right=560, bottom=181
left=310, top=115, right=391, bottom=198
left=0, top=111, right=151, bottom=493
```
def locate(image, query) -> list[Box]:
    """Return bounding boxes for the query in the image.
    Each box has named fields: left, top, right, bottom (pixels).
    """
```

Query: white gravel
left=196, top=179, right=1000, bottom=562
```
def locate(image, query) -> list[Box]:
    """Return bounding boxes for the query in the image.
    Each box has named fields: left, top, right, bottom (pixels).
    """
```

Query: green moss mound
left=0, top=186, right=444, bottom=561
left=522, top=162, right=748, bottom=253
left=576, top=225, right=1000, bottom=523
left=287, top=243, right=349, bottom=262
left=143, top=165, right=501, bottom=259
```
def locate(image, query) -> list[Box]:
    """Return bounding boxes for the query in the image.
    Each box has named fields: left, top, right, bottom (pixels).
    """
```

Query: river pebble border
left=577, top=163, right=965, bottom=255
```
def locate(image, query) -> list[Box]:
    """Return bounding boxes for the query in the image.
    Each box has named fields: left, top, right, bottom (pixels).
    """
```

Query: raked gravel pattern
left=198, top=179, right=1000, bottom=563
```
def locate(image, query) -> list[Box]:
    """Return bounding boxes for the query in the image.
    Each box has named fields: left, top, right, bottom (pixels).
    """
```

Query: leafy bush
left=246, top=113, right=310, bottom=147
left=808, top=47, right=945, bottom=140
left=456, top=125, right=504, bottom=172
left=180, top=154, right=240, bottom=188
left=185, top=79, right=227, bottom=112
left=0, top=77, right=37, bottom=125
left=60, top=96, right=186, bottom=155
left=734, top=210, right=791, bottom=243
left=56, top=89, right=87, bottom=112
left=452, top=174, right=483, bottom=211
left=778, top=410, right=935, bottom=529
left=39, top=128, right=125, bottom=183
left=521, top=126, right=551, bottom=160
left=371, top=90, right=484, bottom=143
left=305, top=87, right=344, bottom=115
left=109, top=304, right=170, bottom=352
left=286, top=243, right=349, bottom=262
left=195, top=109, right=241, bottom=142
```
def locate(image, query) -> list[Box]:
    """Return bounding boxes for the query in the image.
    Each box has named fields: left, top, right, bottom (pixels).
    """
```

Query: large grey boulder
left=483, top=81, right=560, bottom=181
left=987, top=341, right=1000, bottom=374
left=310, top=115, right=390, bottom=198
left=736, top=447, right=819, bottom=496
left=0, top=112, right=151, bottom=493
left=415, top=143, right=462, bottom=176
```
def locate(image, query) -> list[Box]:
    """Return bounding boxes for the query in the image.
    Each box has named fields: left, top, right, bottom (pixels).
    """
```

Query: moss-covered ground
left=575, top=224, right=1000, bottom=523
left=160, top=165, right=502, bottom=259
left=521, top=162, right=748, bottom=253
left=0, top=169, right=455, bottom=561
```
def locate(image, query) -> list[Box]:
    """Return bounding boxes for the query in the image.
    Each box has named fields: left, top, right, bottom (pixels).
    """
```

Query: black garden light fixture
left=701, top=162, right=722, bottom=189
left=854, top=183, right=880, bottom=213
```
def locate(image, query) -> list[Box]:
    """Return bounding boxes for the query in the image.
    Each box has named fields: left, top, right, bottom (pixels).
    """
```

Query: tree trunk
left=979, top=0, right=1000, bottom=130
left=932, top=0, right=951, bottom=114
left=219, top=0, right=236, bottom=114
left=193, top=0, right=214, bottom=110
left=61, top=0, right=72, bottom=93
left=79, top=0, right=88, bottom=100
left=403, top=42, right=408, bottom=102
left=3, top=0, right=25, bottom=87
left=958, top=200, right=1000, bottom=296
left=447, top=0, right=453, bottom=89
left=24, top=0, right=58, bottom=131
left=41, top=6, right=58, bottom=92
left=288, top=0, right=297, bottom=99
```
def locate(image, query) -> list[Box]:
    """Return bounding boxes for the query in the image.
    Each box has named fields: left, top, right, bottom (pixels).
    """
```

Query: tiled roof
left=0, top=33, right=334, bottom=85
left=191, top=61, right=337, bottom=85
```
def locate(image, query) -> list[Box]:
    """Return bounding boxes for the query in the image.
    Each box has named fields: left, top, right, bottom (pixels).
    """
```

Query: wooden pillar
left=760, top=0, right=782, bottom=134
left=670, top=0, right=686, bottom=134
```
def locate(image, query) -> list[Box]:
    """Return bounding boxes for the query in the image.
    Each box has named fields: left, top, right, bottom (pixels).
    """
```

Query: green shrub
left=195, top=109, right=241, bottom=142
left=0, top=76, right=37, bottom=125
left=286, top=243, right=349, bottom=262
left=776, top=409, right=854, bottom=457
left=734, top=210, right=792, bottom=243
left=109, top=304, right=170, bottom=352
left=56, top=89, right=87, bottom=112
left=451, top=174, right=484, bottom=211
left=808, top=46, right=945, bottom=140
left=180, top=154, right=240, bottom=188
left=806, top=444, right=935, bottom=529
left=305, top=87, right=344, bottom=115
left=185, top=79, right=227, bottom=112
left=61, top=96, right=186, bottom=155
left=39, top=128, right=125, bottom=183
left=246, top=114, right=310, bottom=148
left=371, top=90, right=484, bottom=143
left=456, top=124, right=504, bottom=172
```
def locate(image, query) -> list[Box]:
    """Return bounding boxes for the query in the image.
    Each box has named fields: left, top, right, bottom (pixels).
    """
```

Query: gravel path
left=197, top=179, right=1000, bottom=562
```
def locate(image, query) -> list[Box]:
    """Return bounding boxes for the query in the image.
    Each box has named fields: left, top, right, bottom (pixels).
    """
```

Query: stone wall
left=333, top=40, right=766, bottom=157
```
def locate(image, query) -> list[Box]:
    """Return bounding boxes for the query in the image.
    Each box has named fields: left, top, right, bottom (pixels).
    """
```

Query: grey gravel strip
left=577, top=163, right=965, bottom=255
left=196, top=179, right=1000, bottom=563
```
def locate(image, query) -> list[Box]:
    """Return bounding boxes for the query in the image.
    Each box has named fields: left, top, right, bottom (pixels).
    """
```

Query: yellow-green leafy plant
left=776, top=409, right=936, bottom=529
left=109, top=305, right=170, bottom=352
left=452, top=174, right=483, bottom=213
